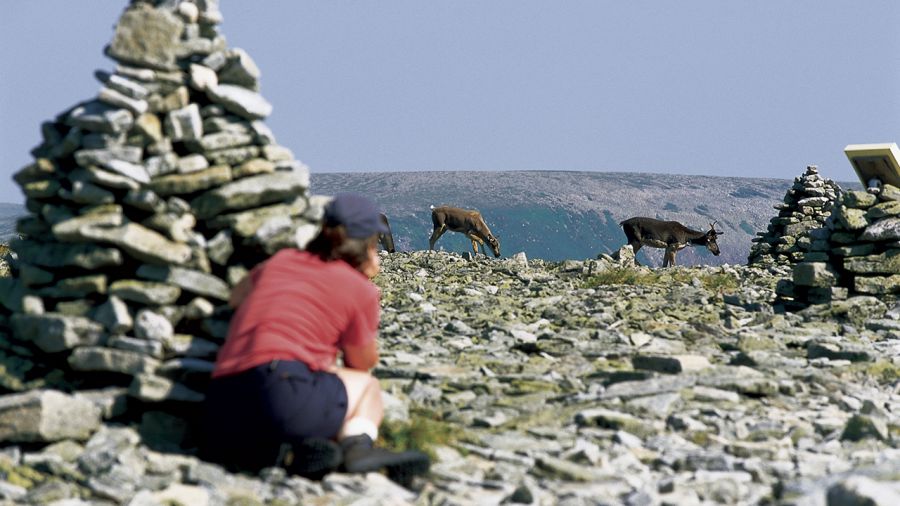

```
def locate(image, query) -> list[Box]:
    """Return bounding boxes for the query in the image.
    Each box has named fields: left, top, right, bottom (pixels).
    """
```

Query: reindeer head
left=487, top=233, right=501, bottom=257
left=705, top=221, right=723, bottom=256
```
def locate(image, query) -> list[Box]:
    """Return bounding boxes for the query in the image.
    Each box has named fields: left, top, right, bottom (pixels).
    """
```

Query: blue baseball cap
left=324, top=193, right=390, bottom=238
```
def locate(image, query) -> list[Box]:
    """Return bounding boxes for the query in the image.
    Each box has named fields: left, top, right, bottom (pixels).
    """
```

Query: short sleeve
left=338, top=285, right=380, bottom=348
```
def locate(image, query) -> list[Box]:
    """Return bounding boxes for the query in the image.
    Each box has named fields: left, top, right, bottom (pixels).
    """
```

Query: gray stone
left=217, top=48, right=260, bottom=89
left=233, top=158, right=275, bottom=178
left=197, top=131, right=254, bottom=151
left=137, top=264, right=230, bottom=301
left=836, top=206, right=869, bottom=231
left=149, top=165, right=231, bottom=197
left=165, top=103, right=203, bottom=142
left=129, top=374, right=204, bottom=403
left=66, top=101, right=134, bottom=134
left=188, top=63, right=218, bottom=91
left=106, top=3, right=184, bottom=70
left=176, top=154, right=210, bottom=173
left=100, top=159, right=151, bottom=184
left=144, top=153, right=179, bottom=178
left=59, top=181, right=115, bottom=205
left=191, top=172, right=308, bottom=219
left=793, top=262, right=838, bottom=287
left=843, top=190, right=878, bottom=209
left=0, top=390, right=101, bottom=443
left=135, top=309, right=175, bottom=342
left=866, top=201, right=900, bottom=219
left=844, top=251, right=900, bottom=275
left=855, top=275, right=900, bottom=295
left=55, top=220, right=192, bottom=266
left=108, top=335, right=164, bottom=359
left=11, top=313, right=104, bottom=353
left=68, top=347, right=160, bottom=376
left=206, top=84, right=272, bottom=119
left=860, top=217, right=900, bottom=241
left=97, top=71, right=149, bottom=99
left=10, top=239, right=123, bottom=269
left=632, top=354, right=711, bottom=374
left=74, top=146, right=143, bottom=166
left=37, top=274, right=107, bottom=298
left=109, top=280, right=182, bottom=305
left=98, top=86, right=148, bottom=116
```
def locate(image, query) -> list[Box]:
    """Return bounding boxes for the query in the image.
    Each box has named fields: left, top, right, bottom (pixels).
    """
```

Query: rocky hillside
left=0, top=251, right=898, bottom=504
left=312, top=170, right=858, bottom=265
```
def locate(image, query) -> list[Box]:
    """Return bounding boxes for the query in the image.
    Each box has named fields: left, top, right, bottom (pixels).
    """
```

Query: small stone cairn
left=782, top=182, right=900, bottom=305
left=0, top=0, right=324, bottom=444
left=747, top=165, right=841, bottom=267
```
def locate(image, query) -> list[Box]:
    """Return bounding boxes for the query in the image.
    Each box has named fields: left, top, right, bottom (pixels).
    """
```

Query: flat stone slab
left=10, top=239, right=123, bottom=270
left=632, top=354, right=712, bottom=374
left=136, top=264, right=230, bottom=301
left=11, top=313, right=104, bottom=353
left=190, top=172, right=307, bottom=219
left=68, top=347, right=160, bottom=376
left=149, top=165, right=232, bottom=197
left=109, top=280, right=182, bottom=305
left=0, top=390, right=101, bottom=443
left=205, top=84, right=272, bottom=119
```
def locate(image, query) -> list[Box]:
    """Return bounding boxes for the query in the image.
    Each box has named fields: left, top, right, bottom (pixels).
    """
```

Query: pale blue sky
left=2, top=1, right=899, bottom=204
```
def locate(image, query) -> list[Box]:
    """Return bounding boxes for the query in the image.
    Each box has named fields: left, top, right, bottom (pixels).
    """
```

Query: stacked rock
left=747, top=165, right=842, bottom=267
left=0, top=0, right=323, bottom=423
left=784, top=183, right=900, bottom=305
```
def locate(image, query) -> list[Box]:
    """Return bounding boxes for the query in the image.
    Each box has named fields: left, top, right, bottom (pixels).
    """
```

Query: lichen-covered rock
left=0, top=390, right=101, bottom=442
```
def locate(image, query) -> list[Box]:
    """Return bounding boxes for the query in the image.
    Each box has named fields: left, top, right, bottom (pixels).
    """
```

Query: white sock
left=339, top=417, right=379, bottom=442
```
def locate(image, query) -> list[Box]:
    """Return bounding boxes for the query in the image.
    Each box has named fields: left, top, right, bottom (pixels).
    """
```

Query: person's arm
left=339, top=285, right=381, bottom=370
left=343, top=339, right=379, bottom=371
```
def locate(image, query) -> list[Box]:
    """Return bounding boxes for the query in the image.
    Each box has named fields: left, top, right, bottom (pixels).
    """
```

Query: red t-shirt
left=212, top=249, right=381, bottom=377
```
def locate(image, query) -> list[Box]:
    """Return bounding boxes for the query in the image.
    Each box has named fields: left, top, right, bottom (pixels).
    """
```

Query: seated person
left=199, top=193, right=429, bottom=484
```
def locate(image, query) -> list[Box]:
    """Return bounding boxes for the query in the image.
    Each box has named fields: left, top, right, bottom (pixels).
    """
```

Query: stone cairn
left=781, top=182, right=900, bottom=305
left=0, top=0, right=324, bottom=447
left=747, top=165, right=842, bottom=267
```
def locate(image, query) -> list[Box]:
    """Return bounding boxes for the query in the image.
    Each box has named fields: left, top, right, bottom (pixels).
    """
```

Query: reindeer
left=429, top=206, right=500, bottom=257
left=619, top=217, right=723, bottom=267
left=378, top=213, right=395, bottom=253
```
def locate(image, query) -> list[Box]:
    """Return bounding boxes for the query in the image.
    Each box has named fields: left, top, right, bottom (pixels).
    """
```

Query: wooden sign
left=844, top=143, right=900, bottom=191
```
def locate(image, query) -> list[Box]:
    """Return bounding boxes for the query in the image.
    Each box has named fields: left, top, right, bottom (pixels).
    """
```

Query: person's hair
left=305, top=224, right=378, bottom=271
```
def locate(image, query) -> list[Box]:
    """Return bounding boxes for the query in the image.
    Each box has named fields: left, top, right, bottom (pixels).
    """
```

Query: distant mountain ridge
left=310, top=170, right=856, bottom=265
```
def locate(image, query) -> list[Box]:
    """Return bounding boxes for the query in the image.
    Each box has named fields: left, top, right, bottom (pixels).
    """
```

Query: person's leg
left=332, top=367, right=429, bottom=486
left=334, top=367, right=383, bottom=440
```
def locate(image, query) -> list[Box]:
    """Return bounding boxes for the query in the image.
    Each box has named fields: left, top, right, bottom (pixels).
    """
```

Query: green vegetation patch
left=378, top=409, right=462, bottom=460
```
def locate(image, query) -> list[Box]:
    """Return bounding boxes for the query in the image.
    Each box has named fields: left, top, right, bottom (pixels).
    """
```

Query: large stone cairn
left=747, top=165, right=841, bottom=267
left=783, top=182, right=900, bottom=305
left=0, top=0, right=324, bottom=443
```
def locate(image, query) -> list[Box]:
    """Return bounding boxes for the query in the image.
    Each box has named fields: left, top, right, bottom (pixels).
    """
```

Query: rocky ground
left=2, top=250, right=900, bottom=505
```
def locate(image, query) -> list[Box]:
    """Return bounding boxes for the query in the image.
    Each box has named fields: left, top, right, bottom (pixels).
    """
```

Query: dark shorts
left=200, top=360, right=349, bottom=471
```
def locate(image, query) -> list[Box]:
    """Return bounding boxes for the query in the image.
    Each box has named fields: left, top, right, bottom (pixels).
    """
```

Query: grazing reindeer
left=620, top=217, right=723, bottom=267
left=378, top=213, right=395, bottom=253
left=429, top=206, right=500, bottom=257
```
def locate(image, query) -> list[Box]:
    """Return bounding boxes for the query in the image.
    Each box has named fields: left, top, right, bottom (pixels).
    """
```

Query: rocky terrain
left=1, top=250, right=899, bottom=505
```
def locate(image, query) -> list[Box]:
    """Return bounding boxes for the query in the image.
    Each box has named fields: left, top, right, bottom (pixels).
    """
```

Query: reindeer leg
left=663, top=246, right=676, bottom=268
left=429, top=225, right=446, bottom=250
left=467, top=233, right=485, bottom=255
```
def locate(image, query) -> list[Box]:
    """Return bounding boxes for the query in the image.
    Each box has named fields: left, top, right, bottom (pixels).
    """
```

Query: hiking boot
left=339, top=434, right=430, bottom=487
left=283, top=438, right=343, bottom=480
